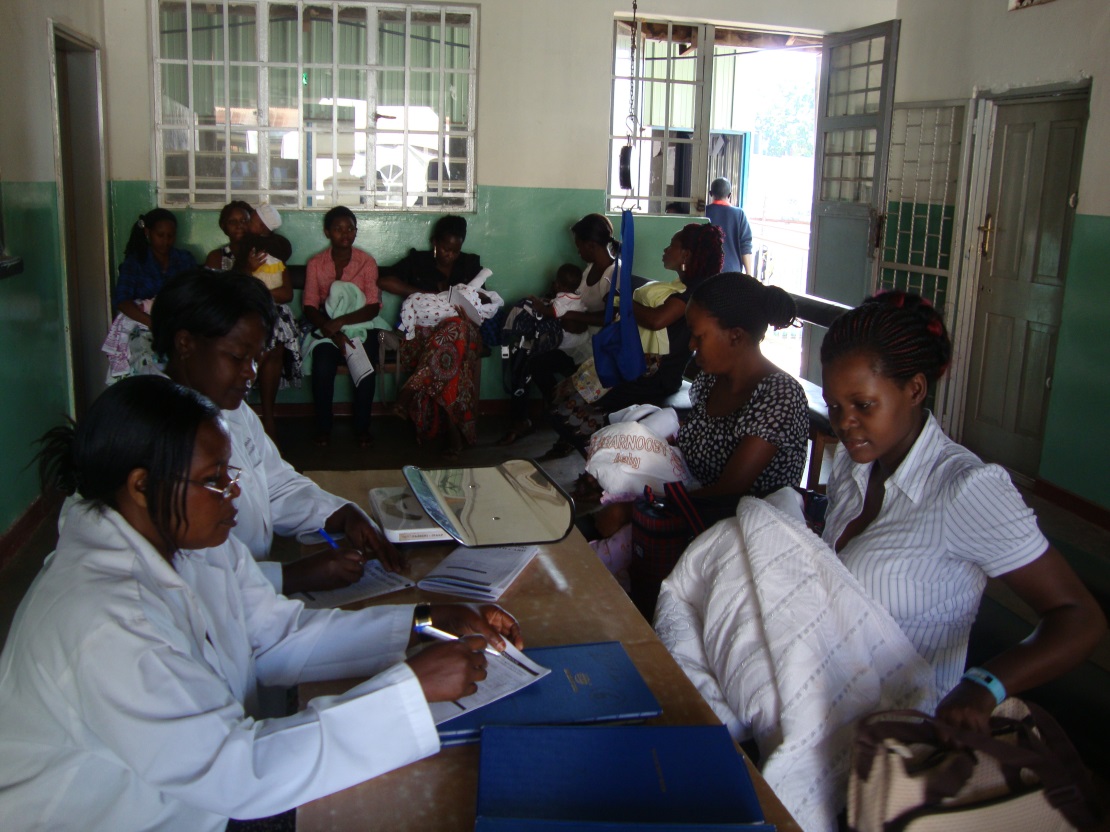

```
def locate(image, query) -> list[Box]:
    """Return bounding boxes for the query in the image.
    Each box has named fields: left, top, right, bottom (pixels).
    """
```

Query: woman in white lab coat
left=0, top=376, right=520, bottom=831
left=150, top=268, right=398, bottom=596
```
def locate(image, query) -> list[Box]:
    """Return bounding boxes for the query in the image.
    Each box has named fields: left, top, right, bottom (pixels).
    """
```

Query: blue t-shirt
left=114, top=248, right=197, bottom=305
left=705, top=202, right=753, bottom=273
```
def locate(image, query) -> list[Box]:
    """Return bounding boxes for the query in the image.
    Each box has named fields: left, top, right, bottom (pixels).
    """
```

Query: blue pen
left=317, top=528, right=341, bottom=549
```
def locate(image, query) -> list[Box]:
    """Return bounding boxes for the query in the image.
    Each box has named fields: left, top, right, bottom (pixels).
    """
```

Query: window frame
left=151, top=0, right=478, bottom=211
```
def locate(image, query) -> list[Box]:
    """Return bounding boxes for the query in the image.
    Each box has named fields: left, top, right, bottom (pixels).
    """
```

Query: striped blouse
left=821, top=413, right=1047, bottom=696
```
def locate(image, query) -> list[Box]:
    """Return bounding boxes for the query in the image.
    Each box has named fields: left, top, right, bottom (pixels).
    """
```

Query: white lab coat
left=0, top=503, right=438, bottom=832
left=223, top=403, right=350, bottom=590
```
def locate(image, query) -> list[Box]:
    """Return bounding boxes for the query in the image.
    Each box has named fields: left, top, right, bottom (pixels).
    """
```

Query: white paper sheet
left=428, top=641, right=550, bottom=725
left=417, top=545, right=540, bottom=602
left=290, top=559, right=414, bottom=609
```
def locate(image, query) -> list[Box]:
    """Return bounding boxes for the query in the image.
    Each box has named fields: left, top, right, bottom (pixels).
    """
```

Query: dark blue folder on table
left=437, top=641, right=661, bottom=746
left=475, top=724, right=774, bottom=831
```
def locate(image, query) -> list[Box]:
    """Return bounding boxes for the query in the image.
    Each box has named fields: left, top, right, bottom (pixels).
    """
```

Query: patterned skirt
left=398, top=316, right=481, bottom=444
left=269, top=302, right=304, bottom=388
left=550, top=354, right=662, bottom=450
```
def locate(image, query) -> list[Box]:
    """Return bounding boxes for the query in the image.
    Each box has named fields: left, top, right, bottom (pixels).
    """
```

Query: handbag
left=628, top=482, right=706, bottom=619
left=593, top=209, right=646, bottom=388
left=848, top=699, right=1103, bottom=832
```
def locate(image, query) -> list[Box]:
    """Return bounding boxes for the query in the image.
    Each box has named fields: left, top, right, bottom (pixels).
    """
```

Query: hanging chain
left=626, top=0, right=639, bottom=141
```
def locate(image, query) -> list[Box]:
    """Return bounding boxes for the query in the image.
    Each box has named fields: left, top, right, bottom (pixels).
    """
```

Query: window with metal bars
left=153, top=0, right=477, bottom=210
left=609, top=20, right=820, bottom=216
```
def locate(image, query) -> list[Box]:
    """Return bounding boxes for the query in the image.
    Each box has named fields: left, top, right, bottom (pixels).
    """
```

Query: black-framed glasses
left=185, top=466, right=242, bottom=500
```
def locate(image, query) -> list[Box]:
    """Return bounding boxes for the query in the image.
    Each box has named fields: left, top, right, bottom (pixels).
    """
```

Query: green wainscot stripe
left=108, top=182, right=703, bottom=403
left=0, top=181, right=72, bottom=531
left=1040, top=212, right=1110, bottom=510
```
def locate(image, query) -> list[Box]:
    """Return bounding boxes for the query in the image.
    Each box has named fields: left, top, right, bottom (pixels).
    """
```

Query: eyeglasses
left=185, top=466, right=243, bottom=500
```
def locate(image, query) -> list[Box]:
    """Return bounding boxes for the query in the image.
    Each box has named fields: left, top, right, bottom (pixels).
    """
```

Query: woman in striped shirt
left=820, top=292, right=1105, bottom=732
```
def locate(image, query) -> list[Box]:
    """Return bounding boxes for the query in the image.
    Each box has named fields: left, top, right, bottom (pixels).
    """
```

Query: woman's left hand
left=327, top=504, right=403, bottom=572
left=595, top=501, right=634, bottom=538
left=934, top=679, right=997, bottom=734
left=430, top=604, right=523, bottom=652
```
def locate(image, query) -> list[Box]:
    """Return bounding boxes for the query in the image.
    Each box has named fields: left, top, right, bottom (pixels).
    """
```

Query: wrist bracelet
left=962, top=666, right=1006, bottom=705
left=412, top=604, right=433, bottom=636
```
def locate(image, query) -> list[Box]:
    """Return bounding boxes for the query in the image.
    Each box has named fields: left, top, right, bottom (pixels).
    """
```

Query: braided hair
left=820, top=291, right=952, bottom=384
left=688, top=272, right=796, bottom=342
left=675, top=223, right=725, bottom=286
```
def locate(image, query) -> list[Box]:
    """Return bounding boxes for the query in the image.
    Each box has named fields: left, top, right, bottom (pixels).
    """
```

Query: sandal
left=496, top=419, right=534, bottom=446
left=357, top=432, right=374, bottom=448
left=314, top=432, right=331, bottom=447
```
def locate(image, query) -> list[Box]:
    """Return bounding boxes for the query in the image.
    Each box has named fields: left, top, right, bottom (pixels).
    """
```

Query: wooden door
left=961, top=98, right=1087, bottom=476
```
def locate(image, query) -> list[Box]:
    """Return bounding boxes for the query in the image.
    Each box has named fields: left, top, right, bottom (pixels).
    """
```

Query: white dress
left=223, top=403, right=351, bottom=590
left=0, top=503, right=437, bottom=832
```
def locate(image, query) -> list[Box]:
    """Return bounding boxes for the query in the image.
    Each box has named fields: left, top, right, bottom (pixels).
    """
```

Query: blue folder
left=437, top=641, right=662, bottom=746
left=475, top=724, right=773, bottom=831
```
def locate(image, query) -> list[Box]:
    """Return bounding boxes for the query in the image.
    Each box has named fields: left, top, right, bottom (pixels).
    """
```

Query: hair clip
left=137, top=218, right=145, bottom=229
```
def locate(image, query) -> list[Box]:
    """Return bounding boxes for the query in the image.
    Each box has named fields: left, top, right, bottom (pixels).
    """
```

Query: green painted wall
left=1040, top=213, right=1110, bottom=510
left=0, top=181, right=72, bottom=532
left=106, top=182, right=698, bottom=401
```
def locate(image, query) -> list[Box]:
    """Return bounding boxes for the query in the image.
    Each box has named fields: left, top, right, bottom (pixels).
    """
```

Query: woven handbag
left=628, top=482, right=705, bottom=619
left=848, top=699, right=1103, bottom=832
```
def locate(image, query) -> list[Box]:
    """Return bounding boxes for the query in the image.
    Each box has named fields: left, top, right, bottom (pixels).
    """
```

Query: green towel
left=301, top=281, right=390, bottom=375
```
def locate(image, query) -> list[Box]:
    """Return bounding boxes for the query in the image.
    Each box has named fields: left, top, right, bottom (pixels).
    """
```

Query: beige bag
left=847, top=699, right=1102, bottom=831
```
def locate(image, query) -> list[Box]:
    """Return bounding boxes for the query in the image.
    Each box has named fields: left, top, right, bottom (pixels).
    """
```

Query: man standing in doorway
left=705, top=178, right=754, bottom=275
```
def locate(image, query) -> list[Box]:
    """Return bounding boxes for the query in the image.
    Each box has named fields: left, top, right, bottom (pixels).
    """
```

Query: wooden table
left=296, top=469, right=801, bottom=832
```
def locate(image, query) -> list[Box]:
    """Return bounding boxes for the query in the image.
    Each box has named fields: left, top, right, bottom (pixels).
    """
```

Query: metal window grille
left=152, top=0, right=477, bottom=210
left=878, top=103, right=966, bottom=418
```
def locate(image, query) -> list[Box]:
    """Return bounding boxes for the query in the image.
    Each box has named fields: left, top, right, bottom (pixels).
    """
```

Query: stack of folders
left=436, top=641, right=661, bottom=746
left=475, top=723, right=774, bottom=831
left=416, top=544, right=539, bottom=602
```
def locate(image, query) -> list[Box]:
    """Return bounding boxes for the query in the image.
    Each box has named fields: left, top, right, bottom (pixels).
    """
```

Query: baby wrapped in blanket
left=398, top=268, right=503, bottom=339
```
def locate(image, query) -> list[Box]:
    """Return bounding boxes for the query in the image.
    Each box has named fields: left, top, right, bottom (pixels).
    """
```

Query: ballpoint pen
left=317, top=527, right=341, bottom=549
left=416, top=623, right=502, bottom=658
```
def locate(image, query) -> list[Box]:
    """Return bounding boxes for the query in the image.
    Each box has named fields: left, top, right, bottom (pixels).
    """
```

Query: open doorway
left=51, top=24, right=112, bottom=417
left=712, top=44, right=820, bottom=375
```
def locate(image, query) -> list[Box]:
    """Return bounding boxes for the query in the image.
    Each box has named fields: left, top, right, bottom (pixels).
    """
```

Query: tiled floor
left=2, top=410, right=1109, bottom=780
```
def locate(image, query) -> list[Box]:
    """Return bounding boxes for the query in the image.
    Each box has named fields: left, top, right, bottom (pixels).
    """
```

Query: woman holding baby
left=588, top=273, right=810, bottom=609
left=378, top=215, right=486, bottom=458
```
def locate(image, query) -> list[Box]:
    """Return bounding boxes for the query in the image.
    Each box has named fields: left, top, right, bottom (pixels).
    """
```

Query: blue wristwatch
left=962, top=666, right=1006, bottom=705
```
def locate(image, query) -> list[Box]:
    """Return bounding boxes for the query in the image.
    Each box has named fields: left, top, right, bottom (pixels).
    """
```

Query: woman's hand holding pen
left=282, top=548, right=365, bottom=595
left=407, top=604, right=522, bottom=701
left=408, top=637, right=489, bottom=702
left=328, top=504, right=403, bottom=572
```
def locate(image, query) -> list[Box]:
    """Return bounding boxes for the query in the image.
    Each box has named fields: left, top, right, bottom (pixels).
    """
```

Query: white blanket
left=654, top=496, right=937, bottom=832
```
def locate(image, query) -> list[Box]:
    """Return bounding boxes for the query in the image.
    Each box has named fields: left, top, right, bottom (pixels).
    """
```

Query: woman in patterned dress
left=378, top=215, right=485, bottom=458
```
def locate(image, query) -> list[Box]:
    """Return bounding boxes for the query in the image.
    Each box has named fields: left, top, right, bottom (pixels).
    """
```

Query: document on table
left=417, top=544, right=540, bottom=602
left=429, top=642, right=550, bottom=725
left=290, top=559, right=414, bottom=609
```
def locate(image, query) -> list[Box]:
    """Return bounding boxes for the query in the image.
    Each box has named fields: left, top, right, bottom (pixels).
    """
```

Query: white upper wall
left=895, top=0, right=1110, bottom=215
left=478, top=0, right=896, bottom=190
left=96, top=0, right=895, bottom=184
left=0, top=0, right=105, bottom=182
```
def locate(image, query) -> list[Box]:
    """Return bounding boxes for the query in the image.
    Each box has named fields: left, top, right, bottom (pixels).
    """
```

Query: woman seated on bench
left=587, top=273, right=809, bottom=595
left=543, top=223, right=726, bottom=459
left=378, top=215, right=486, bottom=459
